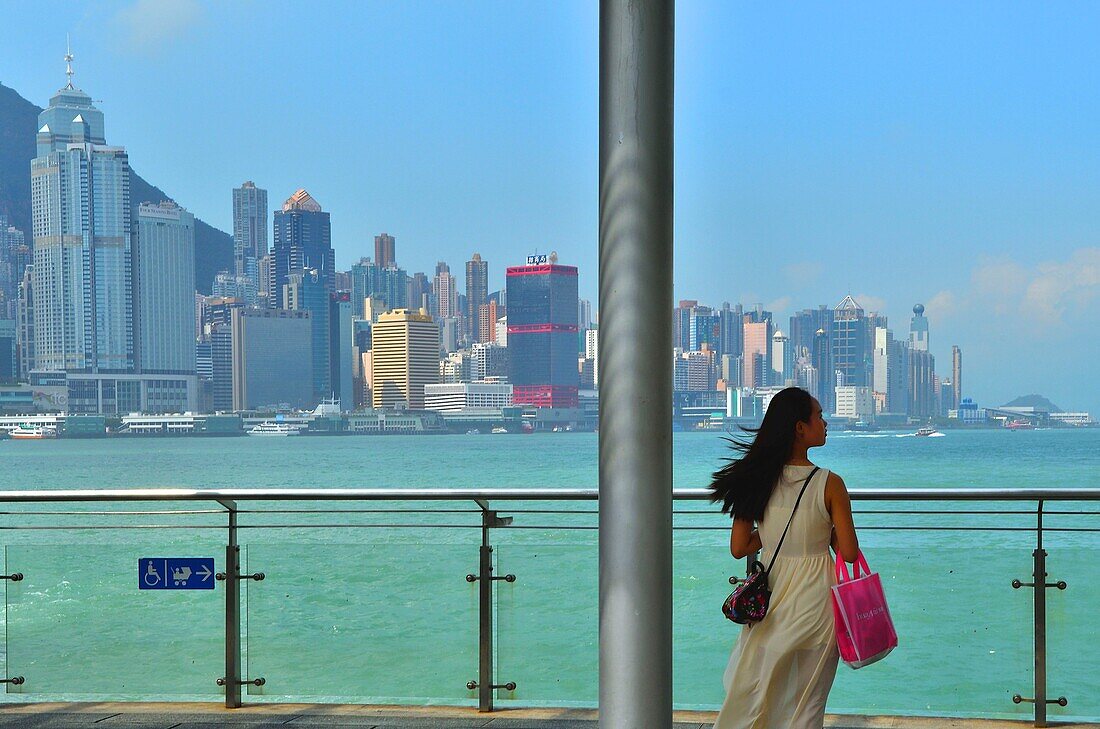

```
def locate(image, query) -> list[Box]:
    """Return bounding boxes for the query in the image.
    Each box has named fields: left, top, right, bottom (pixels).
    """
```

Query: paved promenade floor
left=0, top=704, right=1095, bottom=729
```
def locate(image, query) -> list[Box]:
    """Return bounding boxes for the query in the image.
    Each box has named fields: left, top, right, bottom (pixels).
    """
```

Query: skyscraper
left=742, top=318, right=773, bottom=388
left=31, top=56, right=133, bottom=372
left=909, top=303, right=930, bottom=351
left=230, top=308, right=313, bottom=411
left=371, top=308, right=440, bottom=409
left=718, top=302, right=743, bottom=360
left=134, top=201, right=196, bottom=376
left=0, top=215, right=29, bottom=319
left=831, top=296, right=873, bottom=388
left=434, top=262, right=459, bottom=320
left=407, top=272, right=431, bottom=312
left=284, top=268, right=331, bottom=404
left=506, top=257, right=579, bottom=408
left=232, top=181, right=267, bottom=279
left=350, top=258, right=408, bottom=313
left=951, top=345, right=963, bottom=411
left=374, top=233, right=396, bottom=269
left=272, top=189, right=334, bottom=308
left=466, top=253, right=489, bottom=342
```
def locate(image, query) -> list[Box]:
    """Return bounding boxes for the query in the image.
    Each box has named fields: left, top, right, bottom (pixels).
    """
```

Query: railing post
left=223, top=500, right=242, bottom=709
left=467, top=502, right=515, bottom=712
left=1011, top=499, right=1067, bottom=727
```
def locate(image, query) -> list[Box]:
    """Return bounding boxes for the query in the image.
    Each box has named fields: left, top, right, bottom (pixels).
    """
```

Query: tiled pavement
left=0, top=705, right=1095, bottom=729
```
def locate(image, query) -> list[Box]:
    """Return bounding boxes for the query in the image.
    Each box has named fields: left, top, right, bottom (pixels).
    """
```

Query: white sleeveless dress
left=714, top=464, right=840, bottom=729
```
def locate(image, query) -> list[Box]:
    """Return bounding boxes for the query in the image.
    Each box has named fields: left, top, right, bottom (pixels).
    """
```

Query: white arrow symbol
left=197, top=564, right=213, bottom=582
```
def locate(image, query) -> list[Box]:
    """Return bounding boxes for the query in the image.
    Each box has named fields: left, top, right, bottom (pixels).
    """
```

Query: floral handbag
left=723, top=467, right=819, bottom=624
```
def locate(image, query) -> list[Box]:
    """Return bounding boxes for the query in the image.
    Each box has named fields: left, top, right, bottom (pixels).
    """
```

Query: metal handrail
left=0, top=487, right=1091, bottom=726
left=0, top=487, right=1098, bottom=502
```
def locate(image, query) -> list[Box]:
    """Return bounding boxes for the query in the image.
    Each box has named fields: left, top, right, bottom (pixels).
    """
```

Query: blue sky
left=2, top=1, right=1098, bottom=414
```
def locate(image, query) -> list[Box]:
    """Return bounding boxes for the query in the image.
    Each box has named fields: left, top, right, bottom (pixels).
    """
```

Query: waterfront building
left=834, top=385, right=875, bottom=420
left=16, top=267, right=33, bottom=379
left=135, top=201, right=196, bottom=378
left=210, top=325, right=233, bottom=411
left=811, top=328, right=833, bottom=412
left=478, top=300, right=500, bottom=344
left=466, top=253, right=489, bottom=342
left=230, top=308, right=313, bottom=411
left=471, top=341, right=508, bottom=382
left=910, top=303, right=930, bottom=351
left=212, top=270, right=258, bottom=307
left=434, top=262, right=459, bottom=321
left=908, top=348, right=936, bottom=419
left=718, top=302, right=743, bottom=360
left=689, top=306, right=719, bottom=352
left=424, top=382, right=513, bottom=412
left=256, top=254, right=273, bottom=307
left=232, top=181, right=267, bottom=279
left=952, top=345, right=963, bottom=411
left=371, top=308, right=440, bottom=410
left=0, top=215, right=30, bottom=319
left=0, top=319, right=16, bottom=381
left=673, top=300, right=697, bottom=351
left=873, top=327, right=910, bottom=414
left=771, top=329, right=792, bottom=385
left=831, top=296, right=873, bottom=389
left=585, top=328, right=599, bottom=388
left=284, top=268, right=332, bottom=403
left=578, top=298, right=593, bottom=332
left=32, top=62, right=133, bottom=373
left=506, top=257, right=579, bottom=408
left=271, top=190, right=334, bottom=308
left=742, top=318, right=772, bottom=389
left=330, top=292, right=354, bottom=410
left=374, top=232, right=396, bottom=269
left=407, top=272, right=431, bottom=312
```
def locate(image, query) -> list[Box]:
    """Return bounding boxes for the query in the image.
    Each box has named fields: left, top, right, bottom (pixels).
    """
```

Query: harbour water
left=0, top=429, right=1096, bottom=720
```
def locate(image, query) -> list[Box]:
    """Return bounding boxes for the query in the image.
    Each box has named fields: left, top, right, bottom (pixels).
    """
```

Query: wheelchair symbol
left=143, top=560, right=162, bottom=587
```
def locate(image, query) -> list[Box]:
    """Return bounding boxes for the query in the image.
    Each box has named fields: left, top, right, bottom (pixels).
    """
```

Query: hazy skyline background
left=2, top=1, right=1097, bottom=414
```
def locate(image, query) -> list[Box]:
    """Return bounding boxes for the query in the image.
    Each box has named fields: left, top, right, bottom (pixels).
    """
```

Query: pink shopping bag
left=831, top=552, right=897, bottom=669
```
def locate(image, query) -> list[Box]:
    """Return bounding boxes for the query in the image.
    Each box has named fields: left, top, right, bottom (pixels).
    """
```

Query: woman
left=709, top=387, right=859, bottom=729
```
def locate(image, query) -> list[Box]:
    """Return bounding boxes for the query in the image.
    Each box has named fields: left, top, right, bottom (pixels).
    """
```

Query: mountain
left=0, top=82, right=231, bottom=294
left=1002, top=394, right=1062, bottom=412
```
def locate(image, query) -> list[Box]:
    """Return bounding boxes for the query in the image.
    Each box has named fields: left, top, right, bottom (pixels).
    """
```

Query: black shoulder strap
left=765, top=466, right=820, bottom=574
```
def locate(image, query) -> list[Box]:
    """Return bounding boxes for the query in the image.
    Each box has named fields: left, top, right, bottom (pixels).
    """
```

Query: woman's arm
left=730, top=517, right=762, bottom=559
left=824, top=472, right=860, bottom=563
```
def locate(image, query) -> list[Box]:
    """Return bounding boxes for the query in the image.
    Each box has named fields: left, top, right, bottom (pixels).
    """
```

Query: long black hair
left=708, top=387, right=815, bottom=522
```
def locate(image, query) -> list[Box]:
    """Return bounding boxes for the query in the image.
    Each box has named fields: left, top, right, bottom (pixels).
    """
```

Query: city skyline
left=0, top=2, right=1097, bottom=413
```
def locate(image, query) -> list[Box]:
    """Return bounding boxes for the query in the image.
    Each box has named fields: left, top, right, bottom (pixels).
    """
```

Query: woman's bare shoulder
left=824, top=470, right=848, bottom=495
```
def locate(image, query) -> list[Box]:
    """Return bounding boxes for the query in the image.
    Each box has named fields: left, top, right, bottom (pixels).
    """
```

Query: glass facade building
left=31, top=75, right=133, bottom=374
left=271, top=190, right=334, bottom=309
left=135, top=201, right=196, bottom=376
left=284, top=269, right=332, bottom=403
left=506, top=262, right=579, bottom=408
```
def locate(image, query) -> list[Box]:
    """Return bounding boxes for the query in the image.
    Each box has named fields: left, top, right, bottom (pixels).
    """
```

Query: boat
left=914, top=426, right=938, bottom=437
left=466, top=429, right=481, bottom=435
left=246, top=422, right=300, bottom=437
left=1005, top=420, right=1035, bottom=431
left=9, top=424, right=58, bottom=440
left=491, top=427, right=508, bottom=434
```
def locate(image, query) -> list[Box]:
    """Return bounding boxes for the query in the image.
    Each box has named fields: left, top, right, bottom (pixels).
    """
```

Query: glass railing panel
left=672, top=542, right=740, bottom=708
left=4, top=543, right=224, bottom=697
left=824, top=528, right=1035, bottom=720
left=243, top=541, right=478, bottom=702
left=1045, top=510, right=1100, bottom=722
left=495, top=542, right=598, bottom=706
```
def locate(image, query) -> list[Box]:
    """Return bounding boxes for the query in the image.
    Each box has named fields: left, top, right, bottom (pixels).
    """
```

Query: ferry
left=9, top=424, right=58, bottom=440
left=1005, top=420, right=1035, bottom=431
left=914, top=426, right=939, bottom=437
left=247, top=422, right=300, bottom=437
left=491, top=427, right=509, bottom=434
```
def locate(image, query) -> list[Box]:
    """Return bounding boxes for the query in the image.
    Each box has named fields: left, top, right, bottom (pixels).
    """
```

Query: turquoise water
left=0, top=429, right=1096, bottom=720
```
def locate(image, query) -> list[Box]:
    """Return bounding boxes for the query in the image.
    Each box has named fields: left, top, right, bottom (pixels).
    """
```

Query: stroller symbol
left=172, top=566, right=192, bottom=586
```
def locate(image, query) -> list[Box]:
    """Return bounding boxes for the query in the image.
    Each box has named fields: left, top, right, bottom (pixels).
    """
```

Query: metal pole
left=224, top=502, right=242, bottom=708
left=478, top=511, right=494, bottom=712
left=598, top=1, right=675, bottom=726
left=1034, top=502, right=1047, bottom=728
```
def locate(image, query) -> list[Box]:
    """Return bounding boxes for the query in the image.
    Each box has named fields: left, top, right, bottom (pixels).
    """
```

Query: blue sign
left=139, top=557, right=216, bottom=590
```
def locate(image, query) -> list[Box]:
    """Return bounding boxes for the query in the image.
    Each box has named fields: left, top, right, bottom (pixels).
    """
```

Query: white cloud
left=114, top=0, right=204, bottom=54
left=783, top=262, right=822, bottom=287
left=923, top=290, right=957, bottom=322
left=853, top=293, right=888, bottom=314
left=965, top=248, right=1100, bottom=326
